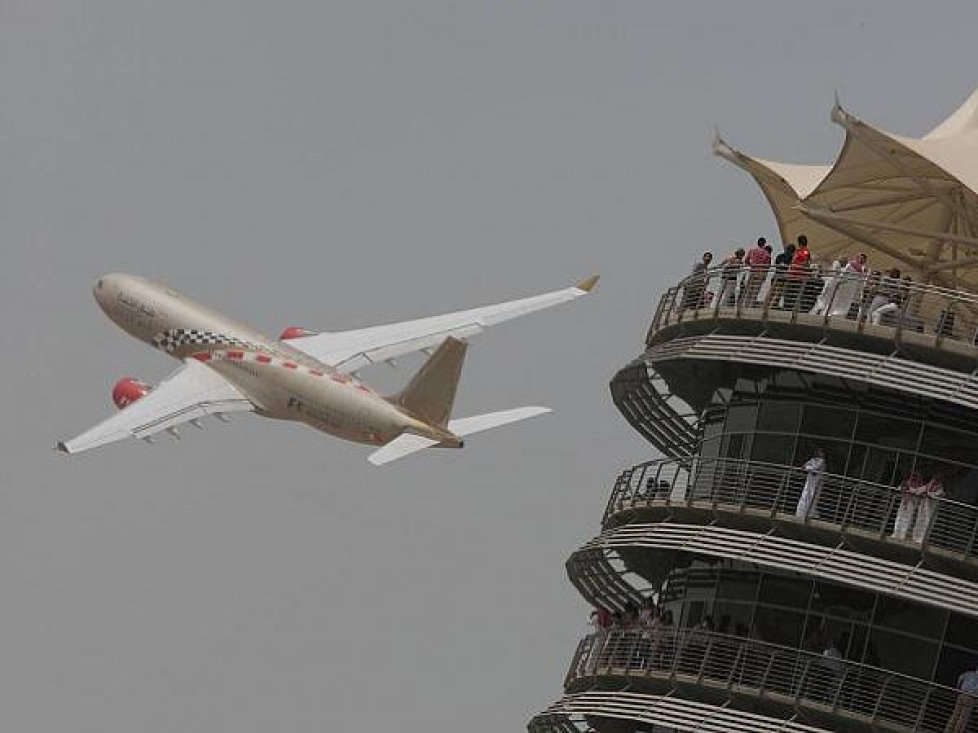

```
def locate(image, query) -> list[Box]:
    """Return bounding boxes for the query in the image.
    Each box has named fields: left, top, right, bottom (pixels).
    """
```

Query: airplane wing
left=57, top=359, right=255, bottom=455
left=287, top=275, right=598, bottom=372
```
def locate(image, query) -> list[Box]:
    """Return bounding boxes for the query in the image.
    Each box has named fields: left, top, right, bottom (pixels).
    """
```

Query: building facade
left=528, top=94, right=978, bottom=732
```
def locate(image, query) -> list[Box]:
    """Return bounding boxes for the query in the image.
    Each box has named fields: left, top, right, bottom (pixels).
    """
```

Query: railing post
left=964, top=512, right=978, bottom=562
left=870, top=674, right=892, bottom=725
left=697, top=635, right=714, bottom=683
left=565, top=636, right=588, bottom=689
left=911, top=685, right=933, bottom=732
left=772, top=468, right=790, bottom=517
left=879, top=486, right=899, bottom=542
left=725, top=639, right=746, bottom=690
left=758, top=648, right=777, bottom=695
left=829, top=666, right=847, bottom=711
left=793, top=657, right=812, bottom=703
left=918, top=496, right=938, bottom=552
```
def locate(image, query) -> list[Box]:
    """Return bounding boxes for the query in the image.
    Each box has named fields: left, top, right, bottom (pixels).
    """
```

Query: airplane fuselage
left=93, top=273, right=434, bottom=446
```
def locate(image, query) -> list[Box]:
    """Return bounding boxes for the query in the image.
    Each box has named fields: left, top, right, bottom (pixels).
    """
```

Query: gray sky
left=3, top=2, right=977, bottom=731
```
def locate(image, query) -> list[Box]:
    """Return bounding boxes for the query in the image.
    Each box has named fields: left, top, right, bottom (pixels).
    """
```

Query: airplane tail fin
left=368, top=406, right=551, bottom=466
left=392, top=336, right=467, bottom=428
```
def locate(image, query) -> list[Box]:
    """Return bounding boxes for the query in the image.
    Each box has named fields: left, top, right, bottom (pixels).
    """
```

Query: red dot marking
left=255, top=354, right=272, bottom=364
left=283, top=361, right=298, bottom=370
left=192, top=352, right=211, bottom=362
left=227, top=351, right=244, bottom=360
left=310, top=369, right=324, bottom=377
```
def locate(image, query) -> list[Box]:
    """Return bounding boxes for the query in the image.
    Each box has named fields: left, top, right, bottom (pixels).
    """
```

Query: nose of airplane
left=93, top=273, right=124, bottom=312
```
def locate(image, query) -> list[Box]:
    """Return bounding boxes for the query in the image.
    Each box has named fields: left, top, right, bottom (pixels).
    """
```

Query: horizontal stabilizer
left=366, top=407, right=551, bottom=466
left=448, top=406, right=551, bottom=436
left=368, top=433, right=440, bottom=466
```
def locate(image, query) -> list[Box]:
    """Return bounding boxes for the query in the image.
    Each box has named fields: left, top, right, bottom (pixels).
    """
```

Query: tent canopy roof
left=715, top=90, right=978, bottom=294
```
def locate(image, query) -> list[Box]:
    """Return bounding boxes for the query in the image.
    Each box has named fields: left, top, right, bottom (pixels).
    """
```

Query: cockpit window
left=96, top=279, right=104, bottom=290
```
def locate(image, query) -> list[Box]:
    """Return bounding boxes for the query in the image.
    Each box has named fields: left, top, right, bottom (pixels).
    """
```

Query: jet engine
left=278, top=326, right=318, bottom=341
left=112, top=377, right=153, bottom=410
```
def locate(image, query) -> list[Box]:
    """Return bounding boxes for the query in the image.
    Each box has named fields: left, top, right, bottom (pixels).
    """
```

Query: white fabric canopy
left=715, top=90, right=978, bottom=294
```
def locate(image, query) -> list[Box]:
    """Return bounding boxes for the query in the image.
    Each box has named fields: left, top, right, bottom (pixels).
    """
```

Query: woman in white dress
left=827, top=253, right=868, bottom=318
left=796, top=448, right=827, bottom=519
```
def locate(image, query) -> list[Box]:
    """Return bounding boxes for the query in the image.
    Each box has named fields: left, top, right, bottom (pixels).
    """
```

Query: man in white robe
left=795, top=448, right=826, bottom=519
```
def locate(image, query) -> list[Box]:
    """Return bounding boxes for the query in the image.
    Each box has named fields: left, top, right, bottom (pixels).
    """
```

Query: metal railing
left=650, top=264, right=978, bottom=351
left=603, top=457, right=978, bottom=564
left=567, top=629, right=977, bottom=732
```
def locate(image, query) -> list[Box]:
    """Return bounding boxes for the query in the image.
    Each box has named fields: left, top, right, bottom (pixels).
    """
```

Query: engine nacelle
left=112, top=377, right=153, bottom=410
left=279, top=326, right=318, bottom=341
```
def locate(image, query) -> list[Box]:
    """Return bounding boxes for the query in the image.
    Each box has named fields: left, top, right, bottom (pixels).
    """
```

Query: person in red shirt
left=784, top=234, right=811, bottom=311
left=740, top=236, right=772, bottom=307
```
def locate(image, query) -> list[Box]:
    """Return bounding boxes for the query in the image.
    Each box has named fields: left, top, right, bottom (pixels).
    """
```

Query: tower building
left=529, top=92, right=978, bottom=732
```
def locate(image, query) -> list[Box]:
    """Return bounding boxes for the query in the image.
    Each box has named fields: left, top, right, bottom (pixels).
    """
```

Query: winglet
left=575, top=274, right=600, bottom=293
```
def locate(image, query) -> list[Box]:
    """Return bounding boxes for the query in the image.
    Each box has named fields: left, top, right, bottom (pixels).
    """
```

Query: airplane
left=57, top=272, right=598, bottom=465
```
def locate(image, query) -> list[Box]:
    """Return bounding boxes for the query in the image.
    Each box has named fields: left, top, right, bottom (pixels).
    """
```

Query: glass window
left=873, top=596, right=946, bottom=638
left=921, top=424, right=977, bottom=466
left=855, top=412, right=921, bottom=450
left=945, top=615, right=978, bottom=653
left=758, top=401, right=801, bottom=433
left=811, top=582, right=875, bottom=620
left=721, top=433, right=750, bottom=461
left=752, top=606, right=805, bottom=647
left=801, top=405, right=855, bottom=439
left=699, top=436, right=721, bottom=463
left=725, top=404, right=758, bottom=433
left=860, top=447, right=901, bottom=486
left=758, top=575, right=812, bottom=610
left=701, top=409, right=725, bottom=441
left=711, top=601, right=753, bottom=635
left=717, top=571, right=760, bottom=603
left=749, top=433, right=795, bottom=466
left=870, top=630, right=937, bottom=678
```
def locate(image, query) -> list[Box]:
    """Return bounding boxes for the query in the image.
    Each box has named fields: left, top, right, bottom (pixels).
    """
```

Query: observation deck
left=531, top=629, right=968, bottom=733
left=614, top=268, right=978, bottom=459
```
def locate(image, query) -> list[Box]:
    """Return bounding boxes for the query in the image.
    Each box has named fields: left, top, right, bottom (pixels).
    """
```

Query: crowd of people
left=583, top=601, right=750, bottom=672
left=581, top=600, right=978, bottom=731
left=681, top=235, right=927, bottom=329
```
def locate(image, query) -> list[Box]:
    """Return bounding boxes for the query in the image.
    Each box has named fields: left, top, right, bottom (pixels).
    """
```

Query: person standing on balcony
left=584, top=609, right=605, bottom=674
left=828, top=253, right=869, bottom=317
left=681, top=252, right=713, bottom=310
left=813, top=257, right=846, bottom=315
left=870, top=267, right=904, bottom=324
left=765, top=243, right=796, bottom=309
left=913, top=471, right=945, bottom=544
left=946, top=665, right=978, bottom=733
left=784, top=235, right=812, bottom=311
left=795, top=447, right=826, bottom=519
left=652, top=609, right=675, bottom=668
left=717, top=248, right=745, bottom=306
left=740, top=237, right=771, bottom=307
left=892, top=469, right=927, bottom=541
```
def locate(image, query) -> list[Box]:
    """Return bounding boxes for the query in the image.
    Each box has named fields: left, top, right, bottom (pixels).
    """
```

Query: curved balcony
left=567, top=523, right=978, bottom=617
left=649, top=265, right=978, bottom=366
left=530, top=690, right=832, bottom=733
left=603, top=457, right=978, bottom=574
left=557, top=629, right=973, bottom=733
